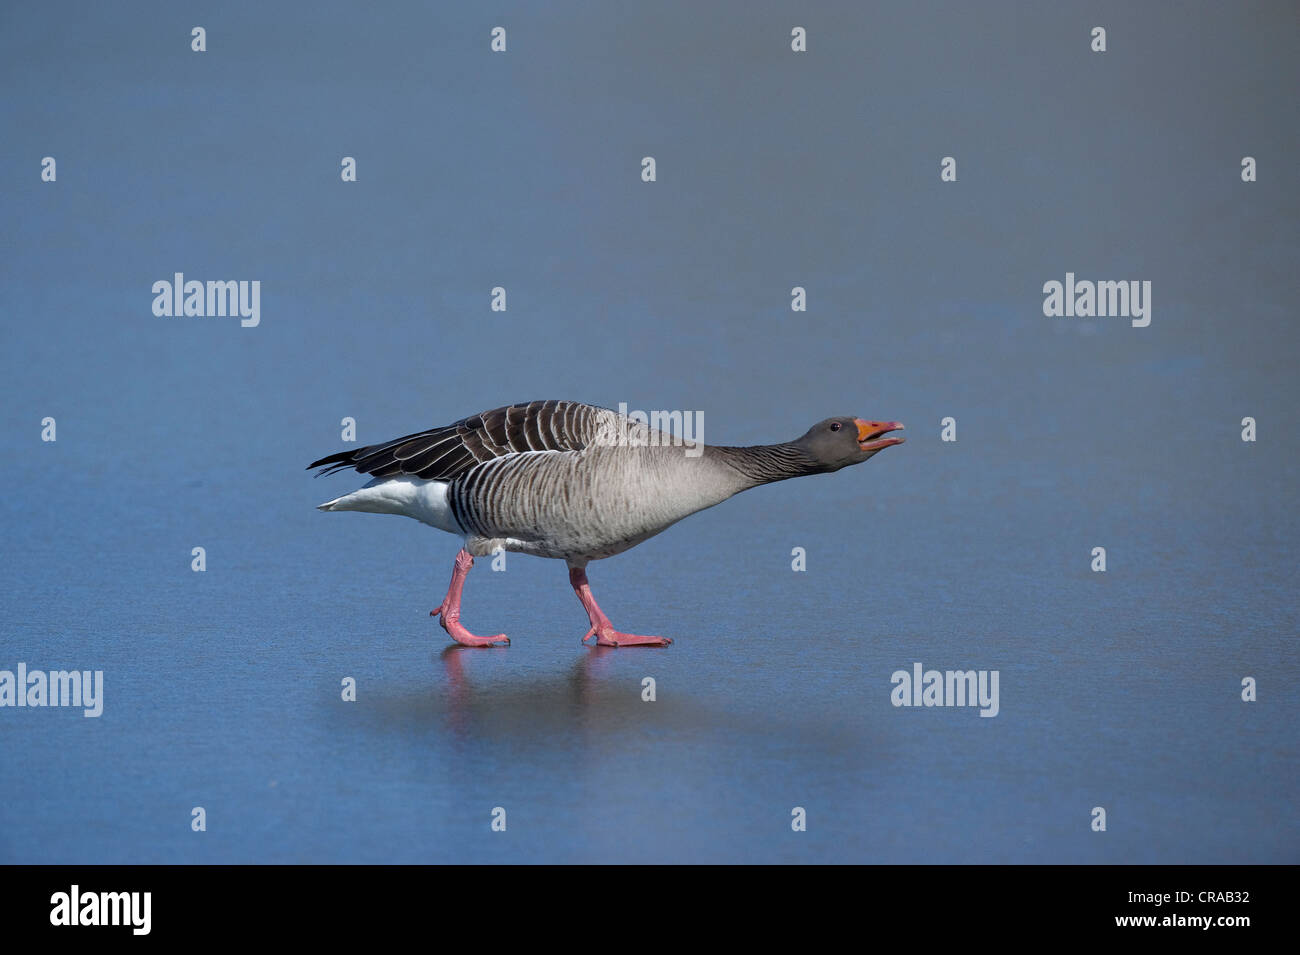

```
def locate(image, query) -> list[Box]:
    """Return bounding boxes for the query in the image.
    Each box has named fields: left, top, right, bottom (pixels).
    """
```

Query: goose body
left=309, top=400, right=903, bottom=647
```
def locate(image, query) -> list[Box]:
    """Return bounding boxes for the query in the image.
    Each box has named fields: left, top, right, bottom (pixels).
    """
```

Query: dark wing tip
left=306, top=450, right=356, bottom=475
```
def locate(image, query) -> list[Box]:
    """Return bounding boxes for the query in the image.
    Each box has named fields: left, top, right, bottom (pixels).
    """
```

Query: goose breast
left=448, top=445, right=746, bottom=561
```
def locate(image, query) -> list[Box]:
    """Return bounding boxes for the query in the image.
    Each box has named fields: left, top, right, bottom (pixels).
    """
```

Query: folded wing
left=307, top=399, right=607, bottom=482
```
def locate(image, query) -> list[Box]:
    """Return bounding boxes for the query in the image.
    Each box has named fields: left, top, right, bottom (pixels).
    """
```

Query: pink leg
left=570, top=566, right=671, bottom=647
left=430, top=548, right=509, bottom=647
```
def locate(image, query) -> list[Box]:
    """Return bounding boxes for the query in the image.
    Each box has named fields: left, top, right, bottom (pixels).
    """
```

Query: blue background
left=1, top=1, right=1296, bottom=862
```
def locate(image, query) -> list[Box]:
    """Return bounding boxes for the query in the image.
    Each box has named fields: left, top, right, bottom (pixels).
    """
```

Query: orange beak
left=855, top=419, right=905, bottom=452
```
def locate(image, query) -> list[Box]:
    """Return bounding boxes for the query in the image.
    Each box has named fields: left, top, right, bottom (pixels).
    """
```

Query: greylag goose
left=308, top=400, right=903, bottom=648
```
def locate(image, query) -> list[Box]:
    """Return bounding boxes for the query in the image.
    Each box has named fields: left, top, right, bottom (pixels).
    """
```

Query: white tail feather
left=315, top=478, right=460, bottom=534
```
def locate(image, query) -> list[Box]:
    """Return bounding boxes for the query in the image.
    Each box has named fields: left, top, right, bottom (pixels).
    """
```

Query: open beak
left=856, top=419, right=905, bottom=452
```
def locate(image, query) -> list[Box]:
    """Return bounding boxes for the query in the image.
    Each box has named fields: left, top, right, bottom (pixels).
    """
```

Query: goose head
left=795, top=416, right=905, bottom=472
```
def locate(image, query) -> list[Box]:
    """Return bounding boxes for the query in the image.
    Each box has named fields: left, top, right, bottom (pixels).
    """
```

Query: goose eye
left=830, top=422, right=842, bottom=432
